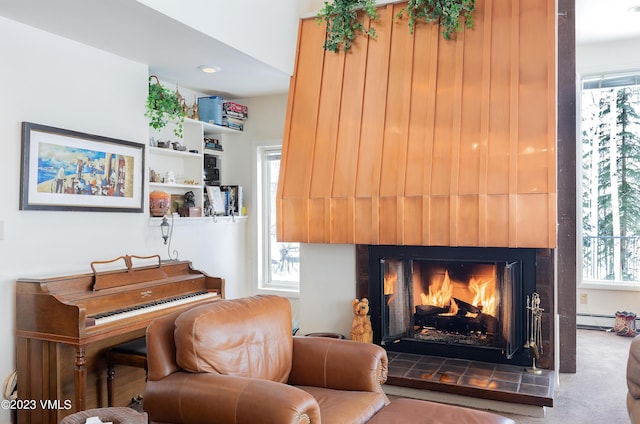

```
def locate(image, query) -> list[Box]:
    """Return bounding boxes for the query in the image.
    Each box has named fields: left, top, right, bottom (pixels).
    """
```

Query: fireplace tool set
left=524, top=292, right=543, bottom=374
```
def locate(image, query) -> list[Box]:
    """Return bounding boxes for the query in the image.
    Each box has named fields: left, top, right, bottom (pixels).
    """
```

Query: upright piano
left=15, top=255, right=224, bottom=424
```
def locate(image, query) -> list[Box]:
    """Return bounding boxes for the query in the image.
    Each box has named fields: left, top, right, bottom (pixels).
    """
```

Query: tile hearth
left=385, top=351, right=554, bottom=407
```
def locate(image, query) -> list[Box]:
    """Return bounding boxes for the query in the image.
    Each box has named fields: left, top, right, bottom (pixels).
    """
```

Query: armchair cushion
left=290, top=336, right=388, bottom=392
left=145, top=372, right=319, bottom=424
left=174, top=295, right=292, bottom=382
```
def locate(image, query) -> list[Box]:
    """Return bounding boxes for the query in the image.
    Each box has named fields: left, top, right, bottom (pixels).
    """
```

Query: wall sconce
left=160, top=214, right=179, bottom=261
left=160, top=216, right=170, bottom=244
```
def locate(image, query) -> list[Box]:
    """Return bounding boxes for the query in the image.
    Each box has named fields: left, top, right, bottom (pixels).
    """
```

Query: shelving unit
left=148, top=117, right=241, bottom=215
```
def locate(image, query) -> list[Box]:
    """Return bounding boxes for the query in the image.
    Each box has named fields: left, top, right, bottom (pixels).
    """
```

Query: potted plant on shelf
left=145, top=75, right=186, bottom=138
left=396, top=0, right=475, bottom=39
left=315, top=0, right=378, bottom=53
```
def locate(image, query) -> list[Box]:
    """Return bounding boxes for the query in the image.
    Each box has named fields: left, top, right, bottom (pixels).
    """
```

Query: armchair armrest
left=289, top=336, right=388, bottom=392
left=144, top=372, right=320, bottom=424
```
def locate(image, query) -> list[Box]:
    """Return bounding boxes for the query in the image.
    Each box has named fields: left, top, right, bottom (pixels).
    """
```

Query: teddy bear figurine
left=350, top=298, right=373, bottom=343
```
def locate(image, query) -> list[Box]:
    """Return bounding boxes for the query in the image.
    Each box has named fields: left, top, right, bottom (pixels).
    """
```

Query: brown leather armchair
left=628, top=336, right=640, bottom=423
left=143, top=295, right=389, bottom=424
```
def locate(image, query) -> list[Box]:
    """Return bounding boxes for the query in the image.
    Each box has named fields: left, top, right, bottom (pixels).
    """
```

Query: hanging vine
left=316, top=0, right=378, bottom=53
left=397, top=0, right=476, bottom=39
left=145, top=75, right=186, bottom=139
left=316, top=0, right=476, bottom=53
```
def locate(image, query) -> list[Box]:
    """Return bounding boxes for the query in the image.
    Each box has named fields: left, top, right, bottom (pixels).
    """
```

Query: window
left=581, top=72, right=640, bottom=285
left=258, top=147, right=299, bottom=292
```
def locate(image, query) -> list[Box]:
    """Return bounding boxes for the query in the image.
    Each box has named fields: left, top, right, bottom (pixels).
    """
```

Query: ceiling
left=0, top=0, right=292, bottom=98
left=575, top=0, right=640, bottom=44
left=0, top=1, right=638, bottom=99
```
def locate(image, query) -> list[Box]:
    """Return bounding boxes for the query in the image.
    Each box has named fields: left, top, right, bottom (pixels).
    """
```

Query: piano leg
left=74, top=346, right=87, bottom=411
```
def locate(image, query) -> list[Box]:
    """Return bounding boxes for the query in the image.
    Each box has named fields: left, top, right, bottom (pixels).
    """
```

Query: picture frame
left=19, top=122, right=145, bottom=212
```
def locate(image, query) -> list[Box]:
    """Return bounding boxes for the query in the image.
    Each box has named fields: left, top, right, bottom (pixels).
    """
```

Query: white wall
left=216, top=93, right=360, bottom=333
left=576, top=37, right=640, bottom=322
left=0, top=16, right=248, bottom=420
left=137, top=0, right=302, bottom=75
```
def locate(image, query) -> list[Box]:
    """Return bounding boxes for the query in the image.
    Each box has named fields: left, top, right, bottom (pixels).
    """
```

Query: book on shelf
left=220, top=185, right=244, bottom=216
left=206, top=186, right=225, bottom=216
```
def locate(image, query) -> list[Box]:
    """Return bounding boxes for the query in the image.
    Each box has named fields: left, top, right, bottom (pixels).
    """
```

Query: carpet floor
left=499, top=328, right=633, bottom=423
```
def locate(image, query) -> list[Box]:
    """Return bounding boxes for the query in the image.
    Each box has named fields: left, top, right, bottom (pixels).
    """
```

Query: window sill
left=256, top=286, right=300, bottom=299
left=579, top=280, right=640, bottom=291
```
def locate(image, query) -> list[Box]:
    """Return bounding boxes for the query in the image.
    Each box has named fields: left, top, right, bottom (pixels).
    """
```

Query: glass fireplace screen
left=381, top=258, right=521, bottom=359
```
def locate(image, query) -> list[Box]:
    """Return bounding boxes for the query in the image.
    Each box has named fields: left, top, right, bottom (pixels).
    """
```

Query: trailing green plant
left=316, top=0, right=378, bottom=53
left=397, top=0, right=475, bottom=39
left=145, top=75, right=185, bottom=138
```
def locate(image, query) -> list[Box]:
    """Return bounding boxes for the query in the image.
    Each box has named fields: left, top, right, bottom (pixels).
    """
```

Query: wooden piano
left=15, top=255, right=224, bottom=424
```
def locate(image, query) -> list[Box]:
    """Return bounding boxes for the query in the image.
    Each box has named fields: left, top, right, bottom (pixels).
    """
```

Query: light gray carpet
left=500, top=328, right=633, bottom=423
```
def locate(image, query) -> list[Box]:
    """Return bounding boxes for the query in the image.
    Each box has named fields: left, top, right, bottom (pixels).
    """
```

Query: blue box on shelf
left=198, top=96, right=223, bottom=125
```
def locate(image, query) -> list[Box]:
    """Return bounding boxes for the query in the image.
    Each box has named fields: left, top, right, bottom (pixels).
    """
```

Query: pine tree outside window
left=582, top=73, right=640, bottom=284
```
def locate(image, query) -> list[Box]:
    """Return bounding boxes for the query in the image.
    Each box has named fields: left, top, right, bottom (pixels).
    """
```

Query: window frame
left=257, top=145, right=300, bottom=294
left=579, top=71, right=640, bottom=291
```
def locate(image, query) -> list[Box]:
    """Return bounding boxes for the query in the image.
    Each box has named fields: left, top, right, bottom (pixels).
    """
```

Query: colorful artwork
left=37, top=142, right=135, bottom=198
left=20, top=122, right=144, bottom=212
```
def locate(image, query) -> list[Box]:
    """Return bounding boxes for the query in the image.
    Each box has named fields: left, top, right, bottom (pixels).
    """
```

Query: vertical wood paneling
left=354, top=5, right=394, bottom=244
left=517, top=0, right=551, bottom=194
left=405, top=21, right=439, bottom=245
left=279, top=0, right=556, bottom=248
left=486, top=0, right=511, bottom=195
left=329, top=13, right=370, bottom=242
left=478, top=0, right=493, bottom=245
left=507, top=0, right=520, bottom=247
left=279, top=18, right=326, bottom=242
left=309, top=43, right=344, bottom=242
left=380, top=3, right=414, bottom=244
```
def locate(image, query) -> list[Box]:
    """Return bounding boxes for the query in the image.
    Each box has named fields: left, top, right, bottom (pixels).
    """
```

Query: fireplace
left=367, top=245, right=538, bottom=366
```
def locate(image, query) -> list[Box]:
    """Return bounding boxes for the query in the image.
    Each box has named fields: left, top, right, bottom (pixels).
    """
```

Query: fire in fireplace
left=369, top=245, right=537, bottom=365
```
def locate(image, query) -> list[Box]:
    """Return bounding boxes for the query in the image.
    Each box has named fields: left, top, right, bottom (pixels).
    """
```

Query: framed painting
left=19, top=122, right=145, bottom=212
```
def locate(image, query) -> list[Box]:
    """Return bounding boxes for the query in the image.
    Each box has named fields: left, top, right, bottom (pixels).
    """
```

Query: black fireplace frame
left=368, top=245, right=538, bottom=365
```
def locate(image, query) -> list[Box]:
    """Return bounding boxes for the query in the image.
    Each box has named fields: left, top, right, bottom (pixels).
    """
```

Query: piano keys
left=15, top=255, right=224, bottom=424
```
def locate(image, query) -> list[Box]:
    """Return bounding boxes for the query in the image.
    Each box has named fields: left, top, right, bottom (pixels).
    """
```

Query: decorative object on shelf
left=206, top=185, right=226, bottom=216
left=524, top=293, right=543, bottom=374
left=164, top=171, right=176, bottom=184
left=395, top=0, right=475, bottom=39
left=171, top=141, right=186, bottom=151
left=316, top=0, right=378, bottom=53
left=156, top=140, right=171, bottom=148
left=614, top=311, right=637, bottom=337
left=198, top=95, right=224, bottom=125
left=19, top=122, right=145, bottom=213
left=176, top=85, right=188, bottom=115
left=190, top=95, right=199, bottom=120
left=160, top=213, right=179, bottom=261
left=204, top=137, right=222, bottom=151
left=149, top=190, right=170, bottom=217
left=145, top=75, right=186, bottom=139
left=178, top=191, right=202, bottom=217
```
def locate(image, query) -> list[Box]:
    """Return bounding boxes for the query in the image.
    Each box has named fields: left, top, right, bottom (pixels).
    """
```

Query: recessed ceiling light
left=198, top=65, right=222, bottom=74
left=628, top=5, right=640, bottom=14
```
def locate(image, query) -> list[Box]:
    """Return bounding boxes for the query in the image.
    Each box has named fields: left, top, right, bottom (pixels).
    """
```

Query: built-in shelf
left=149, top=182, right=201, bottom=190
left=200, top=120, right=242, bottom=135
left=148, top=215, right=247, bottom=225
left=149, top=146, right=201, bottom=158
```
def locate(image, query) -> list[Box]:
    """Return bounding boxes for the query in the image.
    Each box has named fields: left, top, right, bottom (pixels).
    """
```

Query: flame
left=421, top=270, right=453, bottom=308
left=469, top=277, right=497, bottom=316
left=384, top=272, right=396, bottom=296
left=419, top=268, right=497, bottom=318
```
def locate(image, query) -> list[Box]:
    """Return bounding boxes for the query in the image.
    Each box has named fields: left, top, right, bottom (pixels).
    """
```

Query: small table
left=60, top=407, right=147, bottom=424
